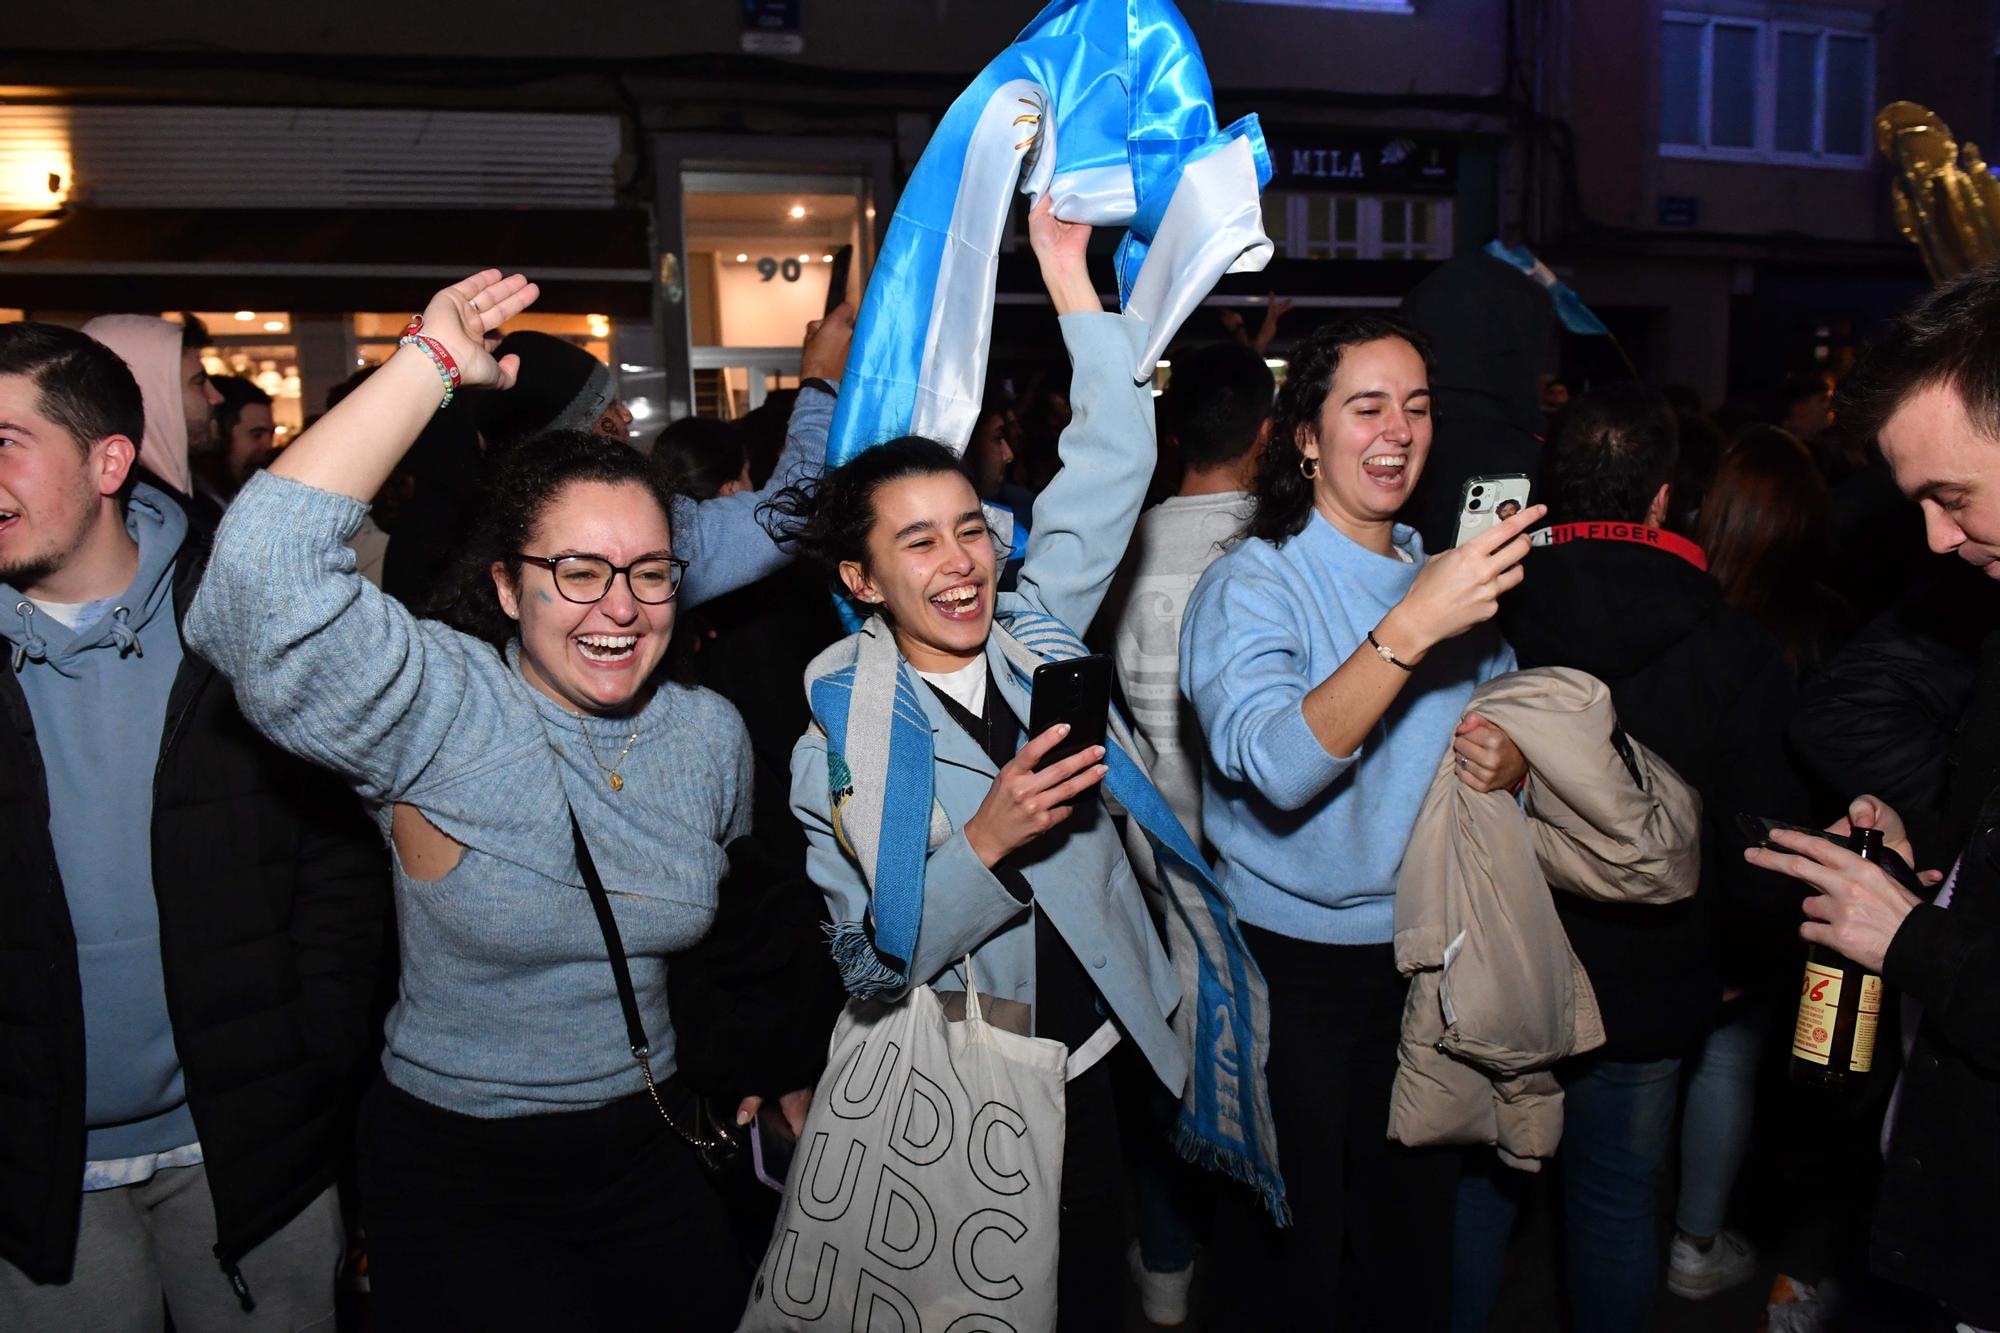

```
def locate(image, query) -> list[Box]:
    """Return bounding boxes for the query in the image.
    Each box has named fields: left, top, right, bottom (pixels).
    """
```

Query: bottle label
left=1793, top=961, right=1843, bottom=1065
left=1850, top=973, right=1883, bottom=1073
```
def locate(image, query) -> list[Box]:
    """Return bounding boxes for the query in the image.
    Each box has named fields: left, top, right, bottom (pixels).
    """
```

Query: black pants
left=1056, top=1052, right=1125, bottom=1331
left=1203, top=927, right=1459, bottom=1331
left=358, top=1077, right=748, bottom=1332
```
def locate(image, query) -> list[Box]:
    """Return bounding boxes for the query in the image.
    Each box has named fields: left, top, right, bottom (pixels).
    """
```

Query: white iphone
left=1454, top=474, right=1533, bottom=547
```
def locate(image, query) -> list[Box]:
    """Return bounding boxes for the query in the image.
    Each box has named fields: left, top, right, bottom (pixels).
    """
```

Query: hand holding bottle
left=1747, top=827, right=1924, bottom=974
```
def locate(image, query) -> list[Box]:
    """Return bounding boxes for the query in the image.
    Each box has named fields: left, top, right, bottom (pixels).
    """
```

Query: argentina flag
left=827, top=0, right=1275, bottom=470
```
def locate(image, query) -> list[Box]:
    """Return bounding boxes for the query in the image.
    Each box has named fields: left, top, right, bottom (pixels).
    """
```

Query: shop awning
left=0, top=207, right=654, bottom=315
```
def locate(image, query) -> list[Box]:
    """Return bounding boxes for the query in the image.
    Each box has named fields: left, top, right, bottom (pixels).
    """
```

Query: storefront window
left=683, top=173, right=872, bottom=419
left=1264, top=191, right=1453, bottom=261
left=183, top=310, right=304, bottom=442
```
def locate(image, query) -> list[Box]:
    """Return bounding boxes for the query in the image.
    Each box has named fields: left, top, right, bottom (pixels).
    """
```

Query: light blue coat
left=790, top=312, right=1186, bottom=1095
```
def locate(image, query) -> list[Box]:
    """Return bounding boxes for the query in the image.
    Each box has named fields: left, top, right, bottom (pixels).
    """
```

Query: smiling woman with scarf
left=765, top=197, right=1281, bottom=1330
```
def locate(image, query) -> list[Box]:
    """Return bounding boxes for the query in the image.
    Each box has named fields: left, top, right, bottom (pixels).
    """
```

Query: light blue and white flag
left=828, top=0, right=1274, bottom=467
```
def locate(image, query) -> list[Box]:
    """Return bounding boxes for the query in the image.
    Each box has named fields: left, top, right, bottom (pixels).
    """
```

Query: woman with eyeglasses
left=185, top=272, right=828, bottom=1330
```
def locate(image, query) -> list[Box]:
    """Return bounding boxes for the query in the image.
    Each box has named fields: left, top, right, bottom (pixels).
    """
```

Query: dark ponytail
left=759, top=436, right=967, bottom=611
left=1249, top=313, right=1435, bottom=545
left=426, top=429, right=680, bottom=644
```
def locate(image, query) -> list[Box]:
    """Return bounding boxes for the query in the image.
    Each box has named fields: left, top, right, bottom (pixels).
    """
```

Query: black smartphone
left=1737, top=813, right=1846, bottom=852
left=1027, top=654, right=1112, bottom=772
left=823, top=244, right=854, bottom=316
left=1736, top=813, right=1925, bottom=893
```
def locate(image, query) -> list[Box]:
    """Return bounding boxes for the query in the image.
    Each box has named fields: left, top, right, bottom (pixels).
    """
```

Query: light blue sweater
left=2, top=486, right=196, bottom=1159
left=187, top=474, right=753, bottom=1117
left=1180, top=513, right=1514, bottom=945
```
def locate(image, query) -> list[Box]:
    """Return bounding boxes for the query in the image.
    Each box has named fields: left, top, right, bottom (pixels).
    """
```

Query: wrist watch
left=800, top=376, right=839, bottom=398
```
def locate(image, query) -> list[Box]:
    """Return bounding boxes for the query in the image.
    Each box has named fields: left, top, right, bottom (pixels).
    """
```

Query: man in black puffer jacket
left=1452, top=385, right=1809, bottom=1333
left=0, top=321, right=388, bottom=1325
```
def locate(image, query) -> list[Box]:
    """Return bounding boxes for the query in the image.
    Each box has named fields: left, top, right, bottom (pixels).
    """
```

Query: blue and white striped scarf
left=806, top=609, right=1287, bottom=1222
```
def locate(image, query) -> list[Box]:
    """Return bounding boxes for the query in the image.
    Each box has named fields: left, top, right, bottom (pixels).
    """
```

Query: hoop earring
left=1299, top=454, right=1320, bottom=481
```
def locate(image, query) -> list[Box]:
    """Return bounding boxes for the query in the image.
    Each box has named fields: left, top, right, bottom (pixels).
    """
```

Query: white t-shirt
left=25, top=596, right=105, bottom=630
left=915, top=655, right=989, bottom=717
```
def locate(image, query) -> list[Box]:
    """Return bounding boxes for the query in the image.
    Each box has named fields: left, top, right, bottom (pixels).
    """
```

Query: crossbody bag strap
left=567, top=807, right=729, bottom=1152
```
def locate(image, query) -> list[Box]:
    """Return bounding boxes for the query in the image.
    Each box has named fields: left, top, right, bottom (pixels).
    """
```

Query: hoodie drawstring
left=10, top=600, right=47, bottom=672
left=108, top=606, right=143, bottom=659
left=215, top=1248, right=256, bottom=1312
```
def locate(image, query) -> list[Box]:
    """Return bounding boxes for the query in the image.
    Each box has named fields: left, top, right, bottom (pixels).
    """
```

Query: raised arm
left=678, top=305, right=852, bottom=609
left=1010, top=198, right=1156, bottom=632
left=186, top=273, right=541, bottom=798
left=269, top=271, right=538, bottom=500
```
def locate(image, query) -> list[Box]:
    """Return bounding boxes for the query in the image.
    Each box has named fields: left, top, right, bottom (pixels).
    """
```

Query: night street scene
left=2, top=2, right=1998, bottom=1330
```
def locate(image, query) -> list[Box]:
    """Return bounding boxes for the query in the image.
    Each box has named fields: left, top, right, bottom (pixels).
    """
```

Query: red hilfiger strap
left=1530, top=521, right=1708, bottom=572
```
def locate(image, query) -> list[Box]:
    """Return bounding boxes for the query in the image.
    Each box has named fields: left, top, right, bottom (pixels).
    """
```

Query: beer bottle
left=1790, top=826, right=1886, bottom=1090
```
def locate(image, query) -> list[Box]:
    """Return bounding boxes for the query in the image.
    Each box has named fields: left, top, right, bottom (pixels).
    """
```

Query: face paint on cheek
left=537, top=591, right=553, bottom=603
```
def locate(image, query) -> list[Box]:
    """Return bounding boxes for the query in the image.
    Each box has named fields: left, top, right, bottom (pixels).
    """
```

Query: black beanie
left=473, top=331, right=614, bottom=448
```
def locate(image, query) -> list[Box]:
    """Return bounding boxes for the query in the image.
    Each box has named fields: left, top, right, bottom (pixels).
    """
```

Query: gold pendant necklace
left=579, top=720, right=640, bottom=792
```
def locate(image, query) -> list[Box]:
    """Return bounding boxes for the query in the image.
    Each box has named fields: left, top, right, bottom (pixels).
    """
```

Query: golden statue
left=1879, top=100, right=2000, bottom=281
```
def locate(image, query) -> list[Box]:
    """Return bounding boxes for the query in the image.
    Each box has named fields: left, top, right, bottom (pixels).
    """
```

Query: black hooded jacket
left=1400, top=253, right=1557, bottom=553
left=1500, top=534, right=1809, bottom=1059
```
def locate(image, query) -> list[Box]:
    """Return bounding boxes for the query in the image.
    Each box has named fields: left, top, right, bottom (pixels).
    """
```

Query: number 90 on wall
left=756, top=256, right=805, bottom=283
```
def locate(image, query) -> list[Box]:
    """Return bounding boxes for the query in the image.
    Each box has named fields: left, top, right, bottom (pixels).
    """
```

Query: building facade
left=2, top=0, right=1991, bottom=423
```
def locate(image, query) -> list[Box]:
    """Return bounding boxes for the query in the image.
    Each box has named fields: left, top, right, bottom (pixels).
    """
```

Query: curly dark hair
left=1248, top=314, right=1435, bottom=545
left=426, top=430, right=680, bottom=645
left=758, top=436, right=968, bottom=614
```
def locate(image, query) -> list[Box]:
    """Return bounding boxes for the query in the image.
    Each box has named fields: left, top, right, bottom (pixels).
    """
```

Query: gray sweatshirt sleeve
left=185, top=470, right=478, bottom=804
left=675, top=383, right=832, bottom=611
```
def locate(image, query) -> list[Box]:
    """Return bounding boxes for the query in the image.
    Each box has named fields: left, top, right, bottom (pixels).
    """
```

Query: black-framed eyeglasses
left=517, top=553, right=689, bottom=605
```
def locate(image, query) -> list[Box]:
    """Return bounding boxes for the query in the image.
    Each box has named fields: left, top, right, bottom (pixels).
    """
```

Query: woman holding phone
left=766, top=198, right=1208, bottom=1329
left=1180, top=313, right=1542, bottom=1329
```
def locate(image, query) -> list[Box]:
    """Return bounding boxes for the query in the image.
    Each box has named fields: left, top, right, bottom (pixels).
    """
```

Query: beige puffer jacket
left=1388, top=667, right=1701, bottom=1169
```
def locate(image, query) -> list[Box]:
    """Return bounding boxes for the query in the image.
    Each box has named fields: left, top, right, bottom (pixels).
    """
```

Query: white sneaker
left=1128, top=1239, right=1195, bottom=1327
left=1666, top=1229, right=1758, bottom=1300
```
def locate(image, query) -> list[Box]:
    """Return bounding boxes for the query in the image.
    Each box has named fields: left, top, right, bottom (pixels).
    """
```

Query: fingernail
left=737, top=1111, right=752, bottom=1125
left=1058, top=723, right=1071, bottom=735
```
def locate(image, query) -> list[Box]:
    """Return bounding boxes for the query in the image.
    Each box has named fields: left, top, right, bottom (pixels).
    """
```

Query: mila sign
left=1269, top=135, right=1458, bottom=194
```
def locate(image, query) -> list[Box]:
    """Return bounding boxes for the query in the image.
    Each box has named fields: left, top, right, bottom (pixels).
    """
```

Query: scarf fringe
left=824, top=921, right=905, bottom=999
left=1171, top=1115, right=1292, bottom=1228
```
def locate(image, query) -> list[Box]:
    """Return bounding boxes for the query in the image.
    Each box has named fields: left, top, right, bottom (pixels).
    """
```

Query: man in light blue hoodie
left=0, top=320, right=389, bottom=1328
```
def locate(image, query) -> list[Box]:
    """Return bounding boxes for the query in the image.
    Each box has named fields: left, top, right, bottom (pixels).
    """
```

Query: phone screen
left=1027, top=655, right=1112, bottom=771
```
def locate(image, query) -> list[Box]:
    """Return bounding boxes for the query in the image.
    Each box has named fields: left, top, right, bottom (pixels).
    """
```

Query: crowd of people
left=2, top=209, right=1998, bottom=1333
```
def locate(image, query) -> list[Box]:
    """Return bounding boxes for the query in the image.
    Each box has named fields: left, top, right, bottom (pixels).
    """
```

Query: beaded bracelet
left=397, top=315, right=461, bottom=410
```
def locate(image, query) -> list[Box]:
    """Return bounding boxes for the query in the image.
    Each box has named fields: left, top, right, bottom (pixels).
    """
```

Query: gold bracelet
left=1367, top=628, right=1416, bottom=672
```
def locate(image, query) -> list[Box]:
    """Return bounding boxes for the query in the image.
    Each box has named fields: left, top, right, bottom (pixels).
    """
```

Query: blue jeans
left=1453, top=1056, right=1683, bottom=1333
left=1676, top=1000, right=1769, bottom=1238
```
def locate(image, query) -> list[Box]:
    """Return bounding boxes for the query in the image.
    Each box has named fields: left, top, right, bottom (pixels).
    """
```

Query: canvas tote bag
left=738, top=961, right=1067, bottom=1331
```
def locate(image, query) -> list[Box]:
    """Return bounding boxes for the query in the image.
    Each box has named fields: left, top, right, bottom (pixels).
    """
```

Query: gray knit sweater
left=186, top=472, right=752, bottom=1117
